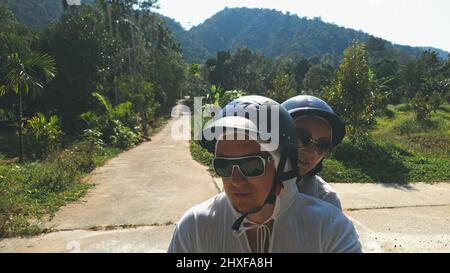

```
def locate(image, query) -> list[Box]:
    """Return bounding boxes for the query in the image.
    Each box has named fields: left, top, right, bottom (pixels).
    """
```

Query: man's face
left=216, top=139, right=276, bottom=214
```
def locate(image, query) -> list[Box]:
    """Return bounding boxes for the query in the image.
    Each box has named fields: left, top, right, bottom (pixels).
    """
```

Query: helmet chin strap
left=231, top=152, right=297, bottom=232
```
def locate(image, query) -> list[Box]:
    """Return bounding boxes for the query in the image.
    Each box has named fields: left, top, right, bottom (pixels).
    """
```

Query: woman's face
left=295, top=116, right=332, bottom=176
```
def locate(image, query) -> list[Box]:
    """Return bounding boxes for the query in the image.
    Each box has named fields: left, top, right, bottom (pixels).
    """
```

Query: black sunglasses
left=297, top=129, right=331, bottom=155
left=212, top=155, right=273, bottom=178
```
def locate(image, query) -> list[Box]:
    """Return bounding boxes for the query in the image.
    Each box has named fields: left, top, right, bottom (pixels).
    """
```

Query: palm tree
left=0, top=33, right=56, bottom=162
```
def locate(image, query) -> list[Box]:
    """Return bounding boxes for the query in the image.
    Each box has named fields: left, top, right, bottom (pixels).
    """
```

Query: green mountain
left=2, top=2, right=448, bottom=62
left=158, top=14, right=210, bottom=62
left=160, top=7, right=449, bottom=63
left=0, top=0, right=95, bottom=29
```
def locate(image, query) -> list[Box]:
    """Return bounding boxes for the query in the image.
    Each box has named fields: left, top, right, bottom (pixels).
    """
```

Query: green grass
left=189, top=114, right=216, bottom=175
left=320, top=158, right=372, bottom=182
left=0, top=142, right=120, bottom=237
left=0, top=115, right=169, bottom=238
left=321, top=138, right=449, bottom=183
left=320, top=103, right=450, bottom=183
left=189, top=103, right=450, bottom=184
left=374, top=103, right=450, bottom=158
left=190, top=139, right=216, bottom=177
left=190, top=139, right=213, bottom=166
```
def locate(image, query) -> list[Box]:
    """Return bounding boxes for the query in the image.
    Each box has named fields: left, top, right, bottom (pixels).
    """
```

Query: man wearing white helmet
left=168, top=95, right=361, bottom=253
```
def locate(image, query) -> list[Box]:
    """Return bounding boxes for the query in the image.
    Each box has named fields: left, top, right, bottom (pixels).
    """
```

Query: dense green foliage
left=23, top=113, right=63, bottom=160
left=0, top=0, right=185, bottom=237
left=1, top=0, right=186, bottom=146
left=80, top=92, right=142, bottom=149
left=0, top=0, right=96, bottom=29
left=324, top=42, right=378, bottom=142
left=0, top=32, right=57, bottom=162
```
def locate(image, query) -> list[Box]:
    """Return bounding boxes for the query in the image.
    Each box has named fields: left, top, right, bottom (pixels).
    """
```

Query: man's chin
left=230, top=200, right=259, bottom=215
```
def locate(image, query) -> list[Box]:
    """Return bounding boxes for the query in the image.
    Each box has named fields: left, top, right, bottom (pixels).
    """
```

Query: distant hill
left=0, top=0, right=95, bottom=29
left=418, top=46, right=449, bottom=60
left=2, top=2, right=448, bottom=63
left=160, top=7, right=449, bottom=63
left=159, top=14, right=210, bottom=62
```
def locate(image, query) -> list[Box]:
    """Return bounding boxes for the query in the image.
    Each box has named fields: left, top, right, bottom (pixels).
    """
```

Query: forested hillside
left=3, top=2, right=448, bottom=63
left=0, top=0, right=96, bottom=29
left=162, top=7, right=448, bottom=63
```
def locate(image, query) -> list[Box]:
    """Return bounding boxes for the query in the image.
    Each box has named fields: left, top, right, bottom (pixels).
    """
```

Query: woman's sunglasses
left=212, top=155, right=273, bottom=178
left=297, top=129, right=331, bottom=155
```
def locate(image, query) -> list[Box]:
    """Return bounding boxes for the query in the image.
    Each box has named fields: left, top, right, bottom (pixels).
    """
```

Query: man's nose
left=231, top=166, right=247, bottom=183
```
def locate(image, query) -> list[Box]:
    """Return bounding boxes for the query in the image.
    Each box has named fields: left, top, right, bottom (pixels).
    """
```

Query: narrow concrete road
left=0, top=104, right=218, bottom=252
left=332, top=183, right=450, bottom=253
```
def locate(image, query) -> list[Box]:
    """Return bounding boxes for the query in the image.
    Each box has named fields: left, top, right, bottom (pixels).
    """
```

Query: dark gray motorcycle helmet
left=281, top=95, right=346, bottom=147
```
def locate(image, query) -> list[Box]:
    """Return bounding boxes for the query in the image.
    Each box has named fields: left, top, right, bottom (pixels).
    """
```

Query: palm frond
left=23, top=53, right=57, bottom=82
left=92, top=92, right=113, bottom=114
left=0, top=85, right=6, bottom=96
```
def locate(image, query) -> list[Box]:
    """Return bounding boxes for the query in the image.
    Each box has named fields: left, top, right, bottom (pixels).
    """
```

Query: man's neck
left=246, top=203, right=274, bottom=224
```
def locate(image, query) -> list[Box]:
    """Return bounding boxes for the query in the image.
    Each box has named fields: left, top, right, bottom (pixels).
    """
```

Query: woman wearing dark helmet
left=282, top=95, right=345, bottom=210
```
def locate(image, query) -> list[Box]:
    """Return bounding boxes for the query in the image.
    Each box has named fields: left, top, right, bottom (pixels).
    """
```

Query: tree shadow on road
left=332, top=139, right=413, bottom=184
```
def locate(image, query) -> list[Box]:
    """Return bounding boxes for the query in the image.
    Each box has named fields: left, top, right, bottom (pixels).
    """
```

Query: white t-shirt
left=168, top=178, right=361, bottom=253
left=297, top=175, right=343, bottom=210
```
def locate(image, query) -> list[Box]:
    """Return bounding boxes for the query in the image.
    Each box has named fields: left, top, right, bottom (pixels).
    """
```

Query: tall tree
left=400, top=50, right=449, bottom=120
left=205, top=50, right=232, bottom=89
left=0, top=33, right=56, bottom=162
left=290, top=57, right=311, bottom=89
left=324, top=42, right=377, bottom=143
left=302, top=63, right=334, bottom=95
left=266, top=73, right=297, bottom=103
left=39, top=5, right=117, bottom=132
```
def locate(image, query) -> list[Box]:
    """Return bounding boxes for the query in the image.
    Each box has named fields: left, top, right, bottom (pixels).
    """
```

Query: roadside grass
left=0, top=117, right=169, bottom=238
left=0, top=142, right=120, bottom=238
left=321, top=103, right=450, bottom=183
left=321, top=138, right=449, bottom=183
left=189, top=115, right=216, bottom=176
left=373, top=104, right=450, bottom=158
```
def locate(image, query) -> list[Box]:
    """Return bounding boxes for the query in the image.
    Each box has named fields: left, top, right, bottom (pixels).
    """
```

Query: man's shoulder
left=293, top=192, right=346, bottom=224
left=168, top=193, right=229, bottom=253
left=178, top=192, right=228, bottom=224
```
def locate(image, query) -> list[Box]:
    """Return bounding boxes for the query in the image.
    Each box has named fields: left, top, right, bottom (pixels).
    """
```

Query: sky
left=154, top=0, right=450, bottom=53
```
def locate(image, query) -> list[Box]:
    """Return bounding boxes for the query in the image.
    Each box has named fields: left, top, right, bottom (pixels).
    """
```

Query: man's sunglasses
left=297, top=129, right=331, bottom=155
left=212, top=155, right=273, bottom=178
